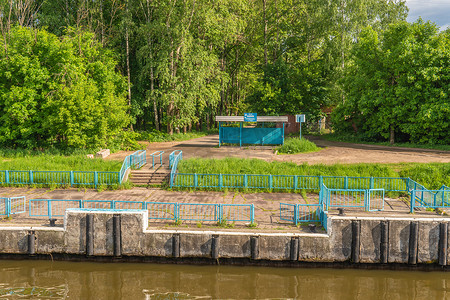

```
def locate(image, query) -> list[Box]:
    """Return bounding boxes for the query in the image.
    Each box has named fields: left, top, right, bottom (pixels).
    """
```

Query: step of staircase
left=129, top=167, right=171, bottom=186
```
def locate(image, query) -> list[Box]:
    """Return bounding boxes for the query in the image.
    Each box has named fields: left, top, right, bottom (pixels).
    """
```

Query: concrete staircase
left=129, top=166, right=171, bottom=186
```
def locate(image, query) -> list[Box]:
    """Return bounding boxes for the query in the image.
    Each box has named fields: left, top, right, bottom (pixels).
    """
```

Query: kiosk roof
left=215, top=116, right=288, bottom=122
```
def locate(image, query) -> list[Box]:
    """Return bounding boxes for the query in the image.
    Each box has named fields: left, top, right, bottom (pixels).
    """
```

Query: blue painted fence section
left=169, top=150, right=182, bottom=168
left=169, top=150, right=183, bottom=188
left=0, top=197, right=26, bottom=217
left=173, top=174, right=409, bottom=192
left=0, top=150, right=146, bottom=187
left=28, top=199, right=254, bottom=223
left=149, top=151, right=163, bottom=169
left=410, top=188, right=450, bottom=213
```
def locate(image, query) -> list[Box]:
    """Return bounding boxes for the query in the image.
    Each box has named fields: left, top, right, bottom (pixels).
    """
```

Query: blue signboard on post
left=244, top=113, right=257, bottom=122
left=295, top=114, right=306, bottom=139
left=295, top=114, right=305, bottom=123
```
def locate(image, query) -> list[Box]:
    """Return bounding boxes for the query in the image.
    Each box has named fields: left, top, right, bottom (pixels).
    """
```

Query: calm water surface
left=0, top=260, right=449, bottom=299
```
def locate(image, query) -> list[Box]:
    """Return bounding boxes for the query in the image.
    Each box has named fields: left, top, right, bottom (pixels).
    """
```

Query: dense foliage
left=0, top=27, right=130, bottom=149
left=1, top=1, right=447, bottom=148
left=332, top=20, right=450, bottom=145
left=277, top=138, right=320, bottom=154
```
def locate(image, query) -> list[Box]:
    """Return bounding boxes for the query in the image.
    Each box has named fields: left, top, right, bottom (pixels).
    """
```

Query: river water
left=0, top=260, right=449, bottom=299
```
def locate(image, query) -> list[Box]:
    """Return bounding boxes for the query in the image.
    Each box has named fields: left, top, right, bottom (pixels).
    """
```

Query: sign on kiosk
left=244, top=113, right=257, bottom=122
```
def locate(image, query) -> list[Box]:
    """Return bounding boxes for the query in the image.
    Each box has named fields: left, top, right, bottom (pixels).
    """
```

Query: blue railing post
left=79, top=199, right=83, bottom=208
left=47, top=200, right=52, bottom=219
left=410, top=190, right=415, bottom=213
left=294, top=204, right=298, bottom=226
left=244, top=174, right=248, bottom=189
left=344, top=176, right=348, bottom=189
left=218, top=204, right=222, bottom=222
left=5, top=170, right=9, bottom=184
left=29, top=171, right=33, bottom=184
left=70, top=171, right=74, bottom=187
left=6, top=198, right=11, bottom=218
left=94, top=171, right=98, bottom=189
left=370, top=177, right=374, bottom=189
left=251, top=204, right=255, bottom=223
left=269, top=175, right=273, bottom=189
left=319, top=176, right=323, bottom=190
left=174, top=203, right=179, bottom=221
left=194, top=173, right=198, bottom=188
left=365, top=190, right=370, bottom=211
left=294, top=175, right=298, bottom=190
left=219, top=174, right=223, bottom=189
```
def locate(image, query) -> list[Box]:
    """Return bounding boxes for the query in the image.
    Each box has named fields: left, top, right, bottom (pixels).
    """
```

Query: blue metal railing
left=149, top=151, right=164, bottom=169
left=169, top=150, right=182, bottom=168
left=28, top=198, right=254, bottom=223
left=0, top=150, right=147, bottom=187
left=410, top=189, right=450, bottom=213
left=174, top=174, right=410, bottom=192
left=0, top=196, right=26, bottom=217
left=169, top=150, right=183, bottom=188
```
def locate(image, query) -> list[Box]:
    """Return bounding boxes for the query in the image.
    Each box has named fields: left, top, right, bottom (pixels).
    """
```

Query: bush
left=277, top=138, right=320, bottom=154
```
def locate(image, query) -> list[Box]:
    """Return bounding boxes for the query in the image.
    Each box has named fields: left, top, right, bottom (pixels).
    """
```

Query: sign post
left=295, top=114, right=306, bottom=139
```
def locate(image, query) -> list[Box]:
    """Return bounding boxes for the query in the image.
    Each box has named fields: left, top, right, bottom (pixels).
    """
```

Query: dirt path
left=108, top=135, right=450, bottom=165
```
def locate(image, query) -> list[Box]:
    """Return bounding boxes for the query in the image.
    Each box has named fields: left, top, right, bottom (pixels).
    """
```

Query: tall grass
left=0, top=154, right=122, bottom=171
left=277, top=138, right=320, bottom=154
left=177, top=158, right=449, bottom=189
left=138, top=129, right=218, bottom=143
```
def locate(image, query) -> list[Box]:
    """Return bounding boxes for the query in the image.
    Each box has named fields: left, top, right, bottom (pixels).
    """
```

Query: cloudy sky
left=405, top=0, right=450, bottom=30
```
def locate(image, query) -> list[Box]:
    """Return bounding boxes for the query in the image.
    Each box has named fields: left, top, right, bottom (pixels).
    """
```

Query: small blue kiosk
left=216, top=115, right=288, bottom=147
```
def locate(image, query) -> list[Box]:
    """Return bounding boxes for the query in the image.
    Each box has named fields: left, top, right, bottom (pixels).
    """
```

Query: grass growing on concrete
left=277, top=137, right=321, bottom=154
left=177, top=158, right=449, bottom=189
left=0, top=152, right=122, bottom=171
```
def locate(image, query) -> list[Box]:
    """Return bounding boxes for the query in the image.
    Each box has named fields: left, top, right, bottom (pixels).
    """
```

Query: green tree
left=0, top=26, right=130, bottom=149
left=333, top=20, right=449, bottom=145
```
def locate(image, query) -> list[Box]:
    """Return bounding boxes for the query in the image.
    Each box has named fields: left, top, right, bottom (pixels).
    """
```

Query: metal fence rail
left=279, top=203, right=325, bottom=227
left=149, top=151, right=163, bottom=169
left=173, top=173, right=412, bottom=193
left=28, top=198, right=254, bottom=223
left=169, top=151, right=183, bottom=188
left=410, top=189, right=450, bottom=213
left=0, top=196, right=26, bottom=217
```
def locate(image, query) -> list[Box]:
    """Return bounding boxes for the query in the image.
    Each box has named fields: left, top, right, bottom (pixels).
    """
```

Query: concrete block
left=258, top=236, right=290, bottom=260
left=299, top=235, right=333, bottom=262
left=36, top=231, right=65, bottom=253
left=96, top=149, right=110, bottom=159
left=219, top=235, right=250, bottom=258
left=417, top=221, right=440, bottom=263
left=359, top=219, right=382, bottom=263
left=141, top=233, right=174, bottom=257
left=180, top=233, right=213, bottom=257
left=388, top=219, right=410, bottom=263
left=329, top=218, right=352, bottom=261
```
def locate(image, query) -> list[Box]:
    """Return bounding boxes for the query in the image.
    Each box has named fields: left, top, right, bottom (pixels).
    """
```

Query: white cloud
left=405, top=0, right=450, bottom=29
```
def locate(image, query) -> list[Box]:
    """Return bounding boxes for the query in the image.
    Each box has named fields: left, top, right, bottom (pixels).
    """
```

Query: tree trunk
left=125, top=0, right=132, bottom=130
left=390, top=125, right=395, bottom=145
left=263, top=0, right=268, bottom=65
left=151, top=66, right=159, bottom=131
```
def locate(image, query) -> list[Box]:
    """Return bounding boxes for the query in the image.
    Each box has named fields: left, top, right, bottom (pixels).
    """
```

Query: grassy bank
left=0, top=153, right=122, bottom=171
left=177, top=158, right=449, bottom=189
left=320, top=133, right=450, bottom=151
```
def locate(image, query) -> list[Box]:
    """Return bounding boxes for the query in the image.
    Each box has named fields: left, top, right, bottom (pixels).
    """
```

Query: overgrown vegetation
left=277, top=138, right=321, bottom=154
left=138, top=129, right=218, bottom=143
left=178, top=158, right=449, bottom=189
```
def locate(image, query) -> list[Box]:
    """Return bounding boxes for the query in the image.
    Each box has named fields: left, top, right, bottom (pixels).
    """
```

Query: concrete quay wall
left=0, top=209, right=449, bottom=267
